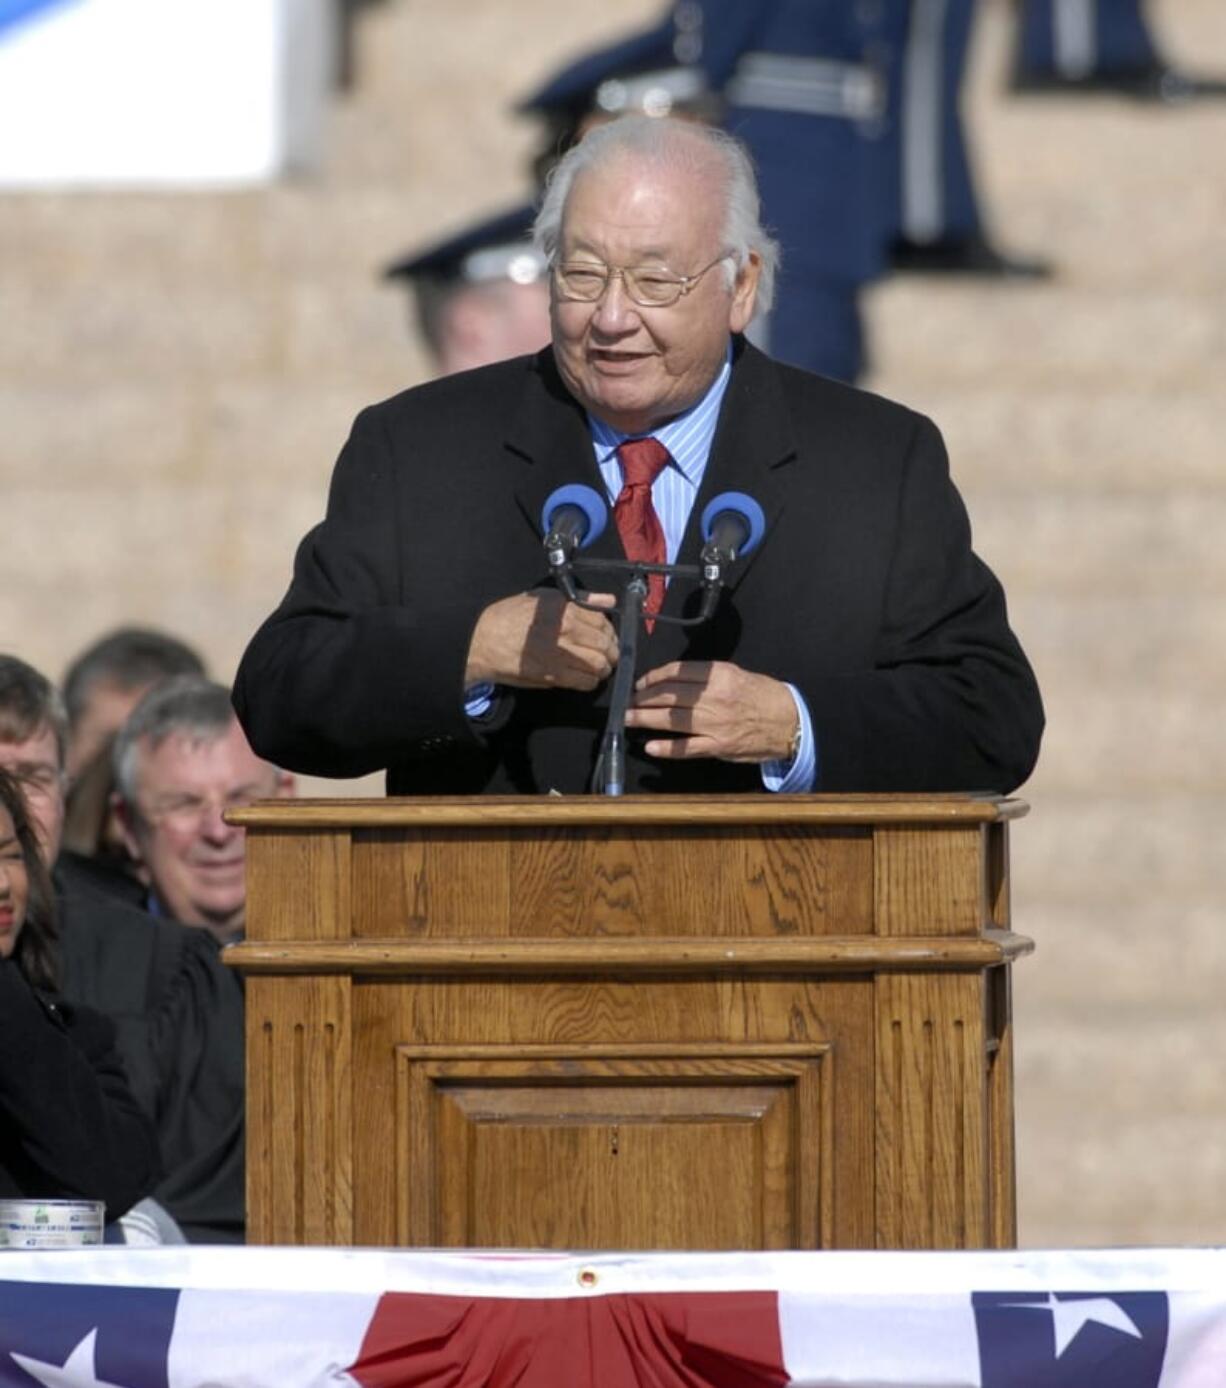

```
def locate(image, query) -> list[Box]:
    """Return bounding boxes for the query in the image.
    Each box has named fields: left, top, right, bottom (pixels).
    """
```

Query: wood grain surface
left=235, top=797, right=1027, bottom=1250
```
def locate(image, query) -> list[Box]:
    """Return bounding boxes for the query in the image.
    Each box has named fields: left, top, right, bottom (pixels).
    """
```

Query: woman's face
left=0, top=804, right=29, bottom=959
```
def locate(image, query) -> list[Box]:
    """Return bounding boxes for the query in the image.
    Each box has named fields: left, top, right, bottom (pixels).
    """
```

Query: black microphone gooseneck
left=597, top=573, right=648, bottom=796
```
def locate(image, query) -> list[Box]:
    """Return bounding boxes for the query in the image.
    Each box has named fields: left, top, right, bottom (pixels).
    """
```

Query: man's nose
left=199, top=803, right=235, bottom=841
left=591, top=270, right=637, bottom=329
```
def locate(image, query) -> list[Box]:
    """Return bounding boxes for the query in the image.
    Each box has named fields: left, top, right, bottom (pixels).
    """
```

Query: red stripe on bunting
left=348, top=1290, right=790, bottom=1388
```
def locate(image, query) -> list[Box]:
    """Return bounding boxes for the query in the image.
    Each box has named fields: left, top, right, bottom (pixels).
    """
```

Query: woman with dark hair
left=0, top=767, right=158, bottom=1217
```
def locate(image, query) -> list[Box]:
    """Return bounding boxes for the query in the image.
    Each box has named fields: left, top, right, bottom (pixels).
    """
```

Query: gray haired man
left=113, top=676, right=294, bottom=945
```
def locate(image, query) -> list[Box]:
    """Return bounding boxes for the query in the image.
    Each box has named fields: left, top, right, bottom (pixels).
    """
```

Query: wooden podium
left=226, top=794, right=1031, bottom=1251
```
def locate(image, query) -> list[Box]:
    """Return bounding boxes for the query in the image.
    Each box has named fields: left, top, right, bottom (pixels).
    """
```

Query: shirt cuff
left=760, top=684, right=818, bottom=793
left=464, top=683, right=496, bottom=721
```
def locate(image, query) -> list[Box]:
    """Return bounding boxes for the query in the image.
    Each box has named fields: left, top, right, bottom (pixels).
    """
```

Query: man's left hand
left=626, top=661, right=798, bottom=764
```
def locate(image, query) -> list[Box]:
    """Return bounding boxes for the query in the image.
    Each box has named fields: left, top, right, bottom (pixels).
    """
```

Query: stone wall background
left=2, top=0, right=1224, bottom=1246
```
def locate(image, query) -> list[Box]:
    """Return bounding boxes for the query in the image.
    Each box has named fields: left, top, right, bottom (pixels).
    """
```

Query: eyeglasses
left=140, top=783, right=278, bottom=833
left=552, top=254, right=731, bottom=308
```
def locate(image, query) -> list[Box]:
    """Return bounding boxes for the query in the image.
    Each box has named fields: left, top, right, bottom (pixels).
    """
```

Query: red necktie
left=613, top=437, right=670, bottom=626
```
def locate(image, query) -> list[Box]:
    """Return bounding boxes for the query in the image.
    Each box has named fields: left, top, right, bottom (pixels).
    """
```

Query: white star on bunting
left=10, top=1329, right=131, bottom=1388
left=1001, top=1293, right=1144, bottom=1358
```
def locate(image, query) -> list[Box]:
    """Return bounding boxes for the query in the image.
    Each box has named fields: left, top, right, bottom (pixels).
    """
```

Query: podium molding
left=227, top=793, right=1031, bottom=1251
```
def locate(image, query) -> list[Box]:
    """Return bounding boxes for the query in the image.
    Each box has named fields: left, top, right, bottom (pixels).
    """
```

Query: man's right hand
left=464, top=590, right=618, bottom=691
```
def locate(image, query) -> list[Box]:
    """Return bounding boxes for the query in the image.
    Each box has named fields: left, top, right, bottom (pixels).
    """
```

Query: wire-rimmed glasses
left=552, top=253, right=731, bottom=307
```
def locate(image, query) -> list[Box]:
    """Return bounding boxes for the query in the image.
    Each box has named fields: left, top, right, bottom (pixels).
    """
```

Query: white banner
left=2, top=1247, right=1225, bottom=1386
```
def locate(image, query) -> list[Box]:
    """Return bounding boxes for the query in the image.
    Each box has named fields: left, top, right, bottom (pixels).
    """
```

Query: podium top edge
left=228, top=793, right=1029, bottom=828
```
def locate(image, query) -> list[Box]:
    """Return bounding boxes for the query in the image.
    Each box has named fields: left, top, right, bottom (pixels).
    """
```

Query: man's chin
left=178, top=893, right=245, bottom=935
left=585, top=381, right=664, bottom=434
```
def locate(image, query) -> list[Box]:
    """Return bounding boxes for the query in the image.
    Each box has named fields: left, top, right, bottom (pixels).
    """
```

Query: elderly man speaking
left=235, top=117, right=1042, bottom=796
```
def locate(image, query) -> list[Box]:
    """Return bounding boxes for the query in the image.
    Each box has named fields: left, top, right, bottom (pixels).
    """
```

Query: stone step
left=1017, top=688, right=1226, bottom=793
left=1016, top=1109, right=1226, bottom=1247
left=1009, top=791, right=1226, bottom=908
left=323, top=0, right=662, bottom=192
left=1012, top=901, right=1224, bottom=1009
left=1006, top=593, right=1226, bottom=692
left=969, top=96, right=1226, bottom=290
left=0, top=187, right=456, bottom=291
left=892, top=383, right=1225, bottom=493
left=0, top=277, right=284, bottom=383
left=1017, top=1010, right=1226, bottom=1121
left=965, top=488, right=1226, bottom=596
left=866, top=280, right=1221, bottom=388
left=0, top=274, right=423, bottom=385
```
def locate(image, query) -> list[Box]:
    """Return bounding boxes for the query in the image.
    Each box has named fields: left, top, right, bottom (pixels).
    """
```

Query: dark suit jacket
left=55, top=856, right=247, bottom=1244
left=234, top=340, right=1043, bottom=795
left=0, top=958, right=159, bottom=1219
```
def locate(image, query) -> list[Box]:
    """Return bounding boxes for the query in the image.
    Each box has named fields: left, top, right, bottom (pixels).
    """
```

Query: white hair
left=533, top=115, right=780, bottom=316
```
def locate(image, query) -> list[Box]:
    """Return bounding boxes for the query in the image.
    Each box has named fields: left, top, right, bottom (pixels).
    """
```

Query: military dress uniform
left=383, top=204, right=549, bottom=374
left=384, top=204, right=546, bottom=307
left=881, top=0, right=1048, bottom=276
left=690, top=0, right=899, bottom=381
left=881, top=0, right=983, bottom=258
left=1012, top=0, right=1226, bottom=100
left=1015, top=0, right=1157, bottom=84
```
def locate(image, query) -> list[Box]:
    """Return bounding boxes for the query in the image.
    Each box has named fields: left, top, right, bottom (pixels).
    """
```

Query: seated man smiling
left=112, top=676, right=295, bottom=945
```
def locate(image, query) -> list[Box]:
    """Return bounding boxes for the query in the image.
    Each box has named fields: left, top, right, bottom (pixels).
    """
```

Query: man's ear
left=110, top=791, right=145, bottom=866
left=729, top=250, right=762, bottom=335
left=274, top=771, right=296, bottom=801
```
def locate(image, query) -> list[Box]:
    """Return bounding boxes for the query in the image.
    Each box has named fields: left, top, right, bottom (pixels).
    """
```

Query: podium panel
left=229, top=795, right=1030, bottom=1251
left=395, top=1046, right=830, bottom=1249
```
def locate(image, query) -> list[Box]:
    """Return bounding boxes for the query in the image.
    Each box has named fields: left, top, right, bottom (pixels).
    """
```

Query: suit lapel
left=666, top=340, right=797, bottom=610
left=503, top=343, right=798, bottom=634
left=503, top=349, right=626, bottom=568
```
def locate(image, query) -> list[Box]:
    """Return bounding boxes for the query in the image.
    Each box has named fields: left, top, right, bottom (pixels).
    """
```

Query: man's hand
left=465, top=590, right=618, bottom=691
left=626, top=660, right=799, bottom=763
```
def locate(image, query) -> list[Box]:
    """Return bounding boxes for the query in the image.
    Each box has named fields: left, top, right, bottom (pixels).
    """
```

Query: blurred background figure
left=517, top=9, right=721, bottom=180
left=60, top=627, right=207, bottom=891
left=384, top=204, right=550, bottom=376
left=1011, top=0, right=1226, bottom=100
left=0, top=767, right=159, bottom=1232
left=63, top=626, right=207, bottom=783
left=0, top=656, right=246, bottom=1243
left=111, top=676, right=295, bottom=945
left=886, top=0, right=1049, bottom=277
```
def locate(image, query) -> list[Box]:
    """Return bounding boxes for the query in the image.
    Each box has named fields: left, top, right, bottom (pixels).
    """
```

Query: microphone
left=700, top=492, right=766, bottom=572
left=541, top=484, right=608, bottom=566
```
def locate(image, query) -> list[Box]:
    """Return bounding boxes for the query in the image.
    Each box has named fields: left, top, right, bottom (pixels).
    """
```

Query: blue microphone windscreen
left=700, top=491, right=766, bottom=556
left=540, top=484, right=608, bottom=547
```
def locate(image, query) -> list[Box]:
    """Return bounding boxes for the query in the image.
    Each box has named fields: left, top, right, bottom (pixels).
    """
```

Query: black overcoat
left=235, top=341, right=1043, bottom=796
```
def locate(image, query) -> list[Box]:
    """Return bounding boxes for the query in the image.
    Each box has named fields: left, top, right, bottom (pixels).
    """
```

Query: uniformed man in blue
left=517, top=13, right=721, bottom=187
left=383, top=205, right=550, bottom=377
left=1012, top=0, right=1226, bottom=102
left=691, top=0, right=898, bottom=381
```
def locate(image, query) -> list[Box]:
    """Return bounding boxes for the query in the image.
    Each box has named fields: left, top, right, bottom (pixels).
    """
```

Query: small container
left=0, top=1198, right=105, bottom=1249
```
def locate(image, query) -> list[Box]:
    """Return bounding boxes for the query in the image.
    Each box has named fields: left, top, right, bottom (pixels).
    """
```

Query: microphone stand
left=547, top=549, right=727, bottom=796
left=600, top=573, right=647, bottom=796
